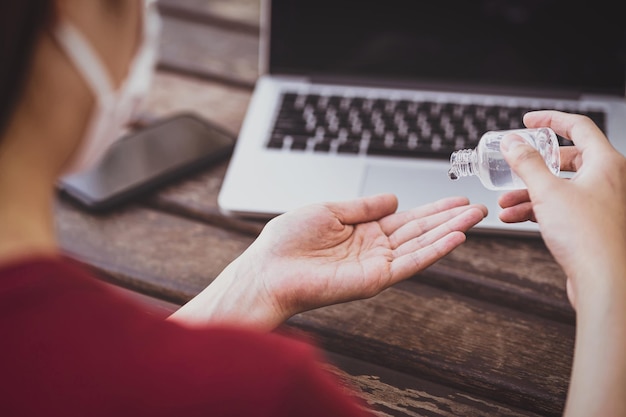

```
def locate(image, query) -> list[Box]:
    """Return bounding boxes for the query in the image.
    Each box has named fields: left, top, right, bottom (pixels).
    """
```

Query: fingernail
left=500, top=134, right=526, bottom=152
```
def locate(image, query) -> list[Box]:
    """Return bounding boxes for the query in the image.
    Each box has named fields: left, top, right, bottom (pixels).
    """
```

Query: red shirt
left=0, top=257, right=370, bottom=417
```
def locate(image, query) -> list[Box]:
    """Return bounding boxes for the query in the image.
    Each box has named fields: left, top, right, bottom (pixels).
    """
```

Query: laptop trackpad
left=360, top=163, right=495, bottom=213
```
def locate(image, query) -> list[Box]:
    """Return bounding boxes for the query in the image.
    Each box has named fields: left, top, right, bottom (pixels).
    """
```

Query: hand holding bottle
left=498, top=110, right=626, bottom=303
left=498, top=110, right=626, bottom=417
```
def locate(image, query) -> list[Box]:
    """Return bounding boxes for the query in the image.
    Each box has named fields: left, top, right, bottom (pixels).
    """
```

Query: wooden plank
left=157, top=14, right=259, bottom=88
left=142, top=71, right=253, bottom=135
left=323, top=351, right=543, bottom=417
left=144, top=159, right=266, bottom=237
left=100, top=279, right=181, bottom=319
left=290, top=282, right=573, bottom=416
left=157, top=0, right=261, bottom=31
left=55, top=197, right=255, bottom=303
left=421, top=235, right=574, bottom=323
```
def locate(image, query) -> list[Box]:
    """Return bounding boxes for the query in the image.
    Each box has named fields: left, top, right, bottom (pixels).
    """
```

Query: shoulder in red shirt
left=0, top=256, right=370, bottom=417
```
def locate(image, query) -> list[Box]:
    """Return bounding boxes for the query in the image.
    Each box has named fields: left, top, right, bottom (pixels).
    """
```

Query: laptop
left=218, top=0, right=626, bottom=236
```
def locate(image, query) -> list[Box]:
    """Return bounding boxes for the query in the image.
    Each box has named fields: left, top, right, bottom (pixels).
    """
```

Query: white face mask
left=54, top=0, right=161, bottom=174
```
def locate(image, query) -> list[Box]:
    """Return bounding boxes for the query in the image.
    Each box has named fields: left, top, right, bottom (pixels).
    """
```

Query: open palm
left=240, top=193, right=487, bottom=321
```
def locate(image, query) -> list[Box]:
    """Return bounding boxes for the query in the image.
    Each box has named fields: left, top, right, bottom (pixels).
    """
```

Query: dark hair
left=0, top=2, right=54, bottom=137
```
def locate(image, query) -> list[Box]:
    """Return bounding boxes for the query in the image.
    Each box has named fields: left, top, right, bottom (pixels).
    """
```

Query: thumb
left=329, top=193, right=398, bottom=224
left=500, top=133, right=558, bottom=195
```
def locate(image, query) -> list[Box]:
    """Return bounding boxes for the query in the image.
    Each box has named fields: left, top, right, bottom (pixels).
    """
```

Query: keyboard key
left=269, top=92, right=608, bottom=158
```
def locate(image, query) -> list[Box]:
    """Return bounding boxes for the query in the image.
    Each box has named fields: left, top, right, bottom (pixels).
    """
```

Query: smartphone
left=57, top=112, right=235, bottom=212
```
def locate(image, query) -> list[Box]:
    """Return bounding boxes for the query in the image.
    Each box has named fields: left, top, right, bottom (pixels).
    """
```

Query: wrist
left=167, top=258, right=288, bottom=332
left=565, top=281, right=626, bottom=416
left=568, top=261, right=626, bottom=312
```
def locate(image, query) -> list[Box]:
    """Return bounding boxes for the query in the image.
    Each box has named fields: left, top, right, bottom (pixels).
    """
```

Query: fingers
left=497, top=189, right=536, bottom=223
left=379, top=196, right=485, bottom=235
left=327, top=193, right=398, bottom=224
left=390, top=231, right=467, bottom=282
left=523, top=110, right=611, bottom=154
left=566, top=278, right=577, bottom=311
left=500, top=133, right=560, bottom=197
left=391, top=207, right=486, bottom=259
left=499, top=202, right=536, bottom=223
left=388, top=204, right=486, bottom=249
left=560, top=146, right=582, bottom=172
left=387, top=206, right=486, bottom=283
left=498, top=189, right=529, bottom=208
left=498, top=113, right=585, bottom=223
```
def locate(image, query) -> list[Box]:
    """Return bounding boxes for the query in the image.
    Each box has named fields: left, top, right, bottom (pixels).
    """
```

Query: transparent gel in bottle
left=448, top=127, right=560, bottom=190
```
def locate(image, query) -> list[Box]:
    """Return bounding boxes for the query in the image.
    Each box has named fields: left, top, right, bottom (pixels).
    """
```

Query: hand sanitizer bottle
left=447, top=127, right=560, bottom=190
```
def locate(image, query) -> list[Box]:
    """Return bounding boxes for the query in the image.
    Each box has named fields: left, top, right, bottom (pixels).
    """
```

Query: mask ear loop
left=53, top=22, right=115, bottom=98
left=124, top=0, right=162, bottom=98
left=53, top=22, right=120, bottom=174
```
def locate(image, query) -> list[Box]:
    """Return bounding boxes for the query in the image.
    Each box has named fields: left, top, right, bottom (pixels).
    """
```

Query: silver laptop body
left=219, top=0, right=626, bottom=237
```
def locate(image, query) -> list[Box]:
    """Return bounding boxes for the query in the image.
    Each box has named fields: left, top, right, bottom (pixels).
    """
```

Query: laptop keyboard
left=268, top=92, right=607, bottom=159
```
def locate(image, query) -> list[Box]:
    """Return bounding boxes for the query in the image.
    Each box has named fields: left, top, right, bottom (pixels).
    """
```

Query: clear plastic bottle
left=448, top=127, right=560, bottom=190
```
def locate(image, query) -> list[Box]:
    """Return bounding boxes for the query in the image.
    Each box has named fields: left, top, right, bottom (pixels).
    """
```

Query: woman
left=0, top=1, right=487, bottom=415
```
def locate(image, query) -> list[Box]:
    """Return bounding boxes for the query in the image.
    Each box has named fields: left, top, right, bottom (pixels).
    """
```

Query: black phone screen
left=58, top=113, right=234, bottom=210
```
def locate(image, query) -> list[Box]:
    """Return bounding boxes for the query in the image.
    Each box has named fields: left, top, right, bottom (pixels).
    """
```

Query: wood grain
left=55, top=197, right=255, bottom=303
left=142, top=72, right=252, bottom=134
left=157, top=14, right=259, bottom=88
left=323, top=351, right=543, bottom=417
left=290, top=281, right=572, bottom=416
left=158, top=0, right=261, bottom=31
left=421, top=235, right=574, bottom=323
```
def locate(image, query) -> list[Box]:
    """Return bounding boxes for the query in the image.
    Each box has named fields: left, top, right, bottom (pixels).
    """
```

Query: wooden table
left=55, top=1, right=575, bottom=415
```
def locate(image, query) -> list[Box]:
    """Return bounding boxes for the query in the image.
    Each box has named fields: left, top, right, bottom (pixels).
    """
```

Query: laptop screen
left=269, top=0, right=626, bottom=96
